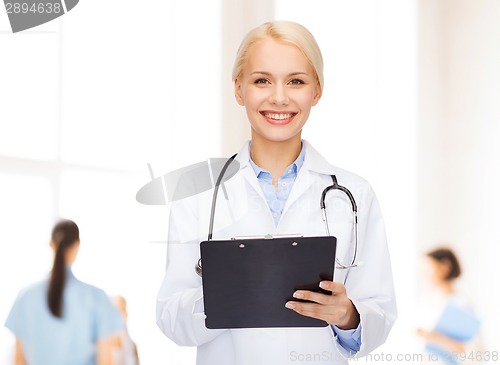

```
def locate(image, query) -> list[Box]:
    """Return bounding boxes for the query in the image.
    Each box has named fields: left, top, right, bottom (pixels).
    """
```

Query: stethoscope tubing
left=321, top=175, right=359, bottom=270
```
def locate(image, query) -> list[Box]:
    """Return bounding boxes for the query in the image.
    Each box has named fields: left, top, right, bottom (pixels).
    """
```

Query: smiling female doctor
left=156, top=21, right=397, bottom=364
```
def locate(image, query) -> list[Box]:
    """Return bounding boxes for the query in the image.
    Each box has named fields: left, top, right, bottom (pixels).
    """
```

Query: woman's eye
left=289, top=79, right=305, bottom=85
left=254, top=78, right=269, bottom=85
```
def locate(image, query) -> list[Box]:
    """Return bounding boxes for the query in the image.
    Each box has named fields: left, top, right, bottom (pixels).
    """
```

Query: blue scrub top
left=5, top=268, right=124, bottom=365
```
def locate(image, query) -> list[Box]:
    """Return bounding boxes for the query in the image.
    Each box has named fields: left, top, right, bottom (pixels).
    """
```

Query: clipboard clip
left=197, top=234, right=304, bottom=277
left=231, top=234, right=303, bottom=240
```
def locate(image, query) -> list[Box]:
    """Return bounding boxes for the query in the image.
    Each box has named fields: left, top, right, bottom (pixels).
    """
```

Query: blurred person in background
left=4, top=219, right=124, bottom=365
left=111, top=295, right=140, bottom=365
left=417, top=247, right=482, bottom=365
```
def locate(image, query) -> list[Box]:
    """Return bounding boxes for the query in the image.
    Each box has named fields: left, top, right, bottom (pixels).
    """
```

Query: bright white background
left=1, top=0, right=499, bottom=364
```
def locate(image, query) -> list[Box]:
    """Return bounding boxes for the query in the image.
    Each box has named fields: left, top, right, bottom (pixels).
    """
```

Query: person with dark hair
left=426, top=248, right=462, bottom=283
left=417, top=247, right=481, bottom=364
left=4, top=219, right=124, bottom=365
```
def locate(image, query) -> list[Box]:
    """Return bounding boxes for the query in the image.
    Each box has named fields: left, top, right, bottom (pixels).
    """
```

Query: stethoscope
left=321, top=175, right=359, bottom=270
left=195, top=154, right=359, bottom=277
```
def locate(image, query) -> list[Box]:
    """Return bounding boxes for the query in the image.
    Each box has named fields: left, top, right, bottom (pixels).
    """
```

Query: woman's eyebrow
left=249, top=71, right=309, bottom=76
left=288, top=72, right=309, bottom=77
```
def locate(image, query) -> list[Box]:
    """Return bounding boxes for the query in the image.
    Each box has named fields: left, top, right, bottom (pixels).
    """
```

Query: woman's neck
left=437, top=280, right=455, bottom=296
left=250, top=134, right=302, bottom=186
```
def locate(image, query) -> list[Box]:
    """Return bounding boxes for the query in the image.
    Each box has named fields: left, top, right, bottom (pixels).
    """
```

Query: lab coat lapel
left=233, top=141, right=268, bottom=206
left=281, top=167, right=314, bottom=219
left=281, top=140, right=336, bottom=219
left=240, top=165, right=267, bottom=204
left=302, top=140, right=337, bottom=176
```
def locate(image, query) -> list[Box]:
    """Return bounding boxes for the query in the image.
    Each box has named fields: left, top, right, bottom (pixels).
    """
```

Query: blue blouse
left=5, top=268, right=124, bottom=365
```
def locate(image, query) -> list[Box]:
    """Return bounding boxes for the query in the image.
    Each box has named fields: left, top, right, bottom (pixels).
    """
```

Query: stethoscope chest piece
left=195, top=261, right=202, bottom=277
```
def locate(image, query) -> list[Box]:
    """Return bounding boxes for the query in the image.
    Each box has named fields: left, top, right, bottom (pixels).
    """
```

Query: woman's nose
left=269, top=85, right=289, bottom=105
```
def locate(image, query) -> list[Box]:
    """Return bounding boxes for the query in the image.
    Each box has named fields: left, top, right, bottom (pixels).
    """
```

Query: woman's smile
left=260, top=111, right=298, bottom=125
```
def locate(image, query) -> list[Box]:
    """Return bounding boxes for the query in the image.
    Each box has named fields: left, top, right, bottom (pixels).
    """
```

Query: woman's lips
left=260, top=111, right=297, bottom=125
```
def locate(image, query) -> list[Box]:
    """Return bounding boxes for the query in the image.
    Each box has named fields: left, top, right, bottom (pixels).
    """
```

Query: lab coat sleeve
left=337, top=185, right=397, bottom=358
left=156, top=197, right=227, bottom=346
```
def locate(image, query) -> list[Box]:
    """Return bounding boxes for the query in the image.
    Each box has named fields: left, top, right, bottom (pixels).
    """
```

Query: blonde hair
left=232, top=21, right=324, bottom=94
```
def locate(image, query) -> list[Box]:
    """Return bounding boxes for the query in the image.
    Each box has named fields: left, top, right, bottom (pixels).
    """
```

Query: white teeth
left=264, top=112, right=294, bottom=120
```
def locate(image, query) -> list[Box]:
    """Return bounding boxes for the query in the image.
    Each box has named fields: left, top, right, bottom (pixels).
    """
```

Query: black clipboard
left=200, top=235, right=336, bottom=329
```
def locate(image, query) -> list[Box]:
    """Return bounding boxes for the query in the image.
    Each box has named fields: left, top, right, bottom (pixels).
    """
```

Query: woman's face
left=234, top=37, right=321, bottom=144
left=421, top=256, right=450, bottom=286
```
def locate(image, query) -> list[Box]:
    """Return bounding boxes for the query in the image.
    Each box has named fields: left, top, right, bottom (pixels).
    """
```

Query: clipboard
left=425, top=301, right=481, bottom=363
left=433, top=301, right=480, bottom=341
left=200, top=235, right=337, bottom=329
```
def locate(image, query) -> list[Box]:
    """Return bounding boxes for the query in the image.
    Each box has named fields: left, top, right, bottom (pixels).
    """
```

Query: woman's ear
left=234, top=79, right=245, bottom=106
left=312, top=82, right=321, bottom=106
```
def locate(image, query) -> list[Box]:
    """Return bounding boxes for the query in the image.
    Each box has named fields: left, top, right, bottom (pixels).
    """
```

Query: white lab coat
left=157, top=140, right=397, bottom=365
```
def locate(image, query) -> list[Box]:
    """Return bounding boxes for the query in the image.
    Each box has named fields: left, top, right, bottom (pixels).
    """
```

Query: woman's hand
left=417, top=328, right=466, bottom=353
left=15, top=339, right=27, bottom=365
left=285, top=281, right=360, bottom=329
left=97, top=334, right=121, bottom=365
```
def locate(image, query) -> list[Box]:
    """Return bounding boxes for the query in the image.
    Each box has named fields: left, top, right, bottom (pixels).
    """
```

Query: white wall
left=418, top=0, right=500, bottom=351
